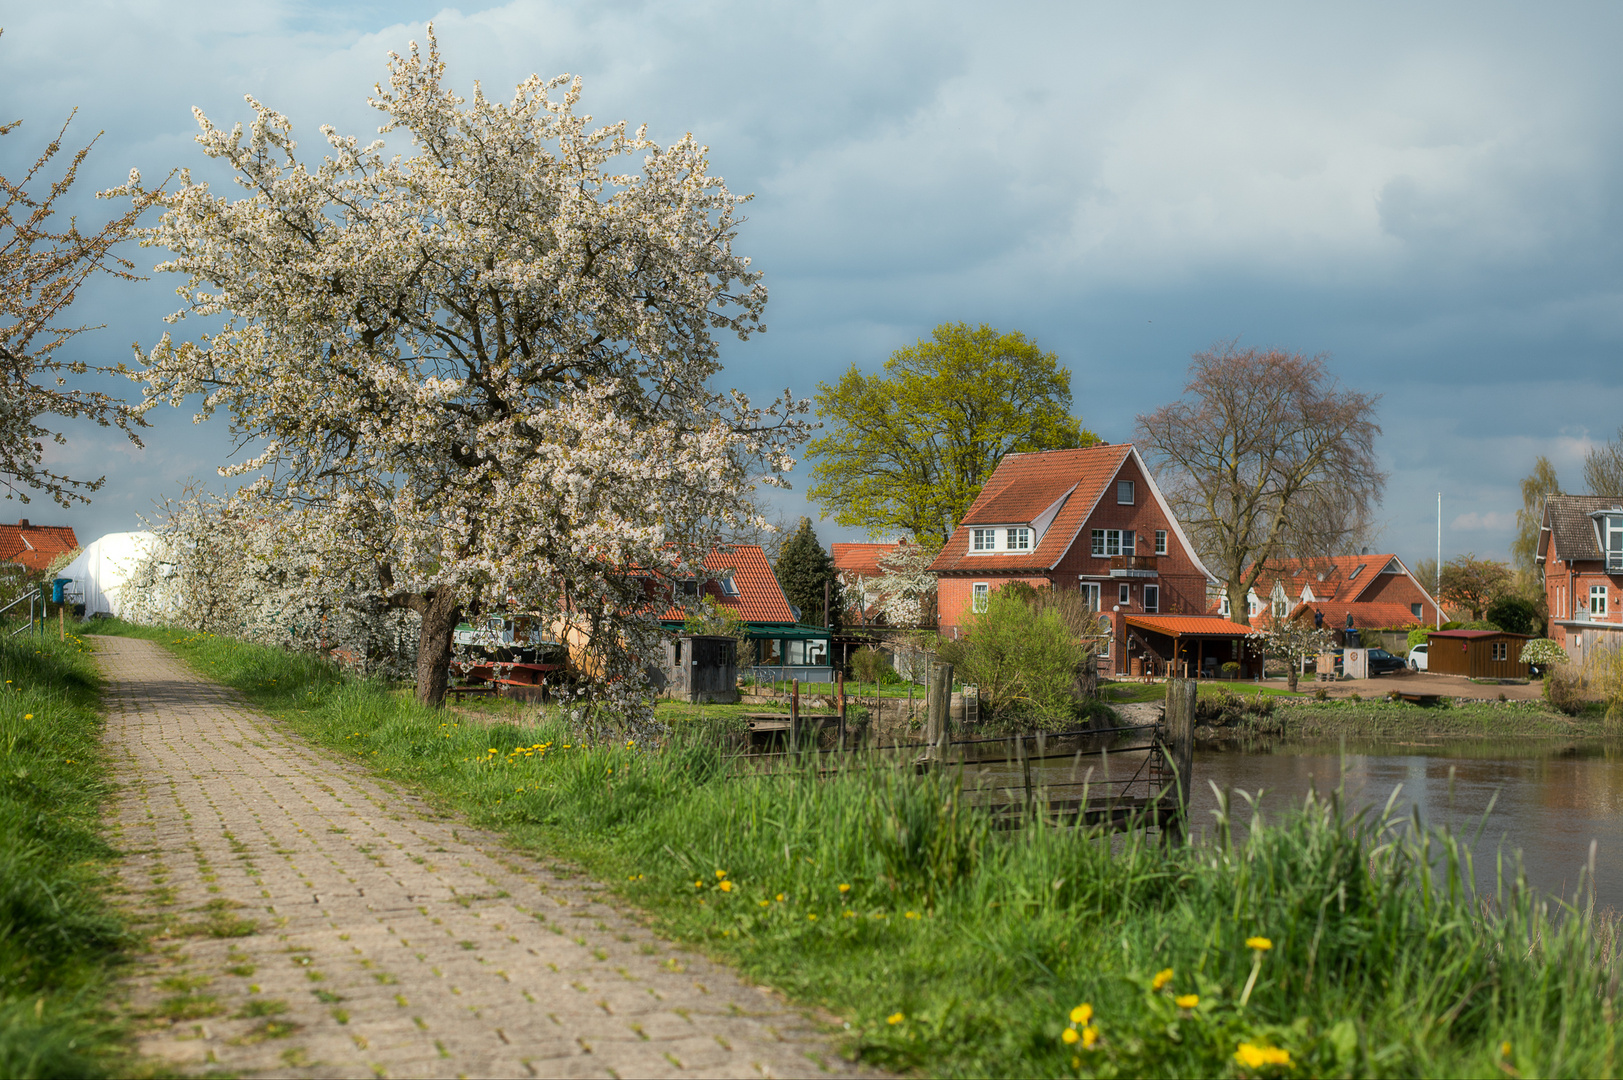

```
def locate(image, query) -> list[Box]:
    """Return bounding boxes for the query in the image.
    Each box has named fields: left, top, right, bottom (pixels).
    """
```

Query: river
left=1185, top=739, right=1623, bottom=908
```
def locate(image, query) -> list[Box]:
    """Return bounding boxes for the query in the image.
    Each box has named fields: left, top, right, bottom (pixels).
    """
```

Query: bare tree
left=1, top=49, right=146, bottom=504
left=1584, top=427, right=1623, bottom=499
left=1136, top=343, right=1384, bottom=627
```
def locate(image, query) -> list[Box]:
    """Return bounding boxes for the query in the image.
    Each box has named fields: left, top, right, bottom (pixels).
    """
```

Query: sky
left=4, top=0, right=1622, bottom=572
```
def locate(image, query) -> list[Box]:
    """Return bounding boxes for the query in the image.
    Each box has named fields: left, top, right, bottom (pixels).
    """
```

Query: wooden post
left=836, top=671, right=846, bottom=752
left=1018, top=733, right=1033, bottom=818
left=1163, top=677, right=1197, bottom=844
left=789, top=678, right=801, bottom=750
left=924, top=662, right=953, bottom=758
left=58, top=605, right=64, bottom=640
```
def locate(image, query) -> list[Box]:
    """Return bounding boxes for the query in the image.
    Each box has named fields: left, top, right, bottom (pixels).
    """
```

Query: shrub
left=944, top=590, right=1085, bottom=731
left=1545, top=663, right=1584, bottom=716
left=1485, top=594, right=1541, bottom=636
left=1313, top=687, right=1329, bottom=702
left=1406, top=626, right=1432, bottom=649
left=1219, top=661, right=1240, bottom=679
left=850, top=645, right=889, bottom=685
left=1520, top=638, right=1568, bottom=668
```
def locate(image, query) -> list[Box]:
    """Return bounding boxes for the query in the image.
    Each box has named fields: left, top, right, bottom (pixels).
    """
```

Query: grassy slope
left=94, top=622, right=1623, bottom=1078
left=0, top=630, right=133, bottom=1078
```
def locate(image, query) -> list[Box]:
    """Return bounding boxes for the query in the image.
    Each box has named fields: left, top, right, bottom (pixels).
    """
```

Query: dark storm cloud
left=4, top=1, right=1621, bottom=566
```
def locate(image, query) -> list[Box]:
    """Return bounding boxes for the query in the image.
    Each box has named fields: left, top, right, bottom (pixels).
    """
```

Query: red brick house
left=929, top=444, right=1258, bottom=676
left=831, top=541, right=898, bottom=625
left=0, top=519, right=78, bottom=574
left=1537, top=495, right=1623, bottom=664
left=1214, top=554, right=1443, bottom=630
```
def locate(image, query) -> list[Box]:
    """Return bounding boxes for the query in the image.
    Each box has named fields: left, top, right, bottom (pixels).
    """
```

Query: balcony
left=1609, top=551, right=1623, bottom=574
left=1110, top=554, right=1159, bottom=579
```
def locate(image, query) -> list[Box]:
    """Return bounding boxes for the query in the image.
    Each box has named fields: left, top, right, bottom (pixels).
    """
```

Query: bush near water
left=0, top=632, right=131, bottom=1078
left=90, top=621, right=1623, bottom=1078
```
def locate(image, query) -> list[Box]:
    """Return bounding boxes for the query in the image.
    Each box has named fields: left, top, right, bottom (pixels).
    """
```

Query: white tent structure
left=58, top=531, right=156, bottom=619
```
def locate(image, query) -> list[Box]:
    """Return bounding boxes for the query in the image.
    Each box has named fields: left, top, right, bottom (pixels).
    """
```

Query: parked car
left=1365, top=648, right=1407, bottom=676
left=1407, top=644, right=1429, bottom=671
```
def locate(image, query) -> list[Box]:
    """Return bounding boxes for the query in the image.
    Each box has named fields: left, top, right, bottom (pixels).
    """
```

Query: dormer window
left=972, top=528, right=995, bottom=552
left=969, top=525, right=1033, bottom=554
left=1006, top=527, right=1030, bottom=550
left=1599, top=513, right=1623, bottom=571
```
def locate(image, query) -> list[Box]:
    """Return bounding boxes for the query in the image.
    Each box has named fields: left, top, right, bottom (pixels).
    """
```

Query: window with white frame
left=1272, top=587, right=1288, bottom=618
left=1091, top=529, right=1124, bottom=557
left=1491, top=641, right=1508, bottom=661
left=1079, top=582, right=1101, bottom=612
left=1006, top=527, right=1030, bottom=550
left=972, top=528, right=995, bottom=552
left=972, top=582, right=990, bottom=613
left=1247, top=595, right=1261, bottom=618
left=1117, top=480, right=1135, bottom=504
left=1098, top=632, right=1110, bottom=658
left=1155, top=530, right=1167, bottom=555
left=1144, top=585, right=1160, bottom=613
left=1591, top=585, right=1608, bottom=617
left=1119, top=583, right=1131, bottom=606
left=1220, top=594, right=1231, bottom=617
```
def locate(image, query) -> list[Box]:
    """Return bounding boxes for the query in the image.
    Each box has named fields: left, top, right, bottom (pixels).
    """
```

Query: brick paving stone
left=98, top=636, right=861, bottom=1078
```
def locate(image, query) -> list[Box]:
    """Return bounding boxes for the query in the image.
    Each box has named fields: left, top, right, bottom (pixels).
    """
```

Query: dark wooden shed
left=1425, top=629, right=1532, bottom=679
left=658, top=634, right=739, bottom=703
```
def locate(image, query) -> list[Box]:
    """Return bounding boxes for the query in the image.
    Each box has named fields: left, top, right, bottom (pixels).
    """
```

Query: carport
left=1123, top=615, right=1260, bottom=679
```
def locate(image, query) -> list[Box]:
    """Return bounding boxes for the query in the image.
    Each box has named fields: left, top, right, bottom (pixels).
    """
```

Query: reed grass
left=100, top=621, right=1623, bottom=1077
left=0, top=629, right=132, bottom=1078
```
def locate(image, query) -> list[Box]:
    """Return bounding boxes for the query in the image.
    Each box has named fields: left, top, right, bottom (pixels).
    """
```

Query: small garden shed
left=1424, top=629, right=1532, bottom=679
left=658, top=634, right=739, bottom=704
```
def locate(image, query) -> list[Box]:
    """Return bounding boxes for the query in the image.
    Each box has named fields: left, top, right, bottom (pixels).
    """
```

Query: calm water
left=1188, top=740, right=1623, bottom=907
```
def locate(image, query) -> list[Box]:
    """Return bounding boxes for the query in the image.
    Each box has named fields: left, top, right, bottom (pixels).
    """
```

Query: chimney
left=17, top=519, right=27, bottom=528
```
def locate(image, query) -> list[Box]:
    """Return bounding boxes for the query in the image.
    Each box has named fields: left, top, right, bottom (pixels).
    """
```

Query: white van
left=1407, top=644, right=1429, bottom=671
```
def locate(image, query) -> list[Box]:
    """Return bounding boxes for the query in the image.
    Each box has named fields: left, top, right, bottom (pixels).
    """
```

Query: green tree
left=1438, top=553, right=1512, bottom=621
left=807, top=322, right=1095, bottom=546
left=774, top=517, right=840, bottom=626
left=1485, top=594, right=1541, bottom=636
left=1510, top=456, right=1560, bottom=601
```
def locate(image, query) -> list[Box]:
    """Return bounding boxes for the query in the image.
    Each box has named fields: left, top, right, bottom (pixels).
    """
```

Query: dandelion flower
left=775, top=893, right=785, bottom=902
left=887, top=1012, right=904, bottom=1025
left=1082, top=1027, right=1098, bottom=1049
left=1175, top=994, right=1199, bottom=1009
left=1070, top=1004, right=1092, bottom=1025
left=905, top=911, right=919, bottom=919
left=1152, top=968, right=1174, bottom=991
left=715, top=870, right=727, bottom=879
left=1501, top=1041, right=1512, bottom=1058
left=1234, top=1043, right=1291, bottom=1068
left=807, top=913, right=817, bottom=921
left=718, top=880, right=733, bottom=893
left=758, top=900, right=770, bottom=908
left=1246, top=936, right=1273, bottom=951
left=23, top=714, right=31, bottom=720
left=1061, top=1028, right=1079, bottom=1045
left=693, top=880, right=704, bottom=889
left=838, top=883, right=851, bottom=893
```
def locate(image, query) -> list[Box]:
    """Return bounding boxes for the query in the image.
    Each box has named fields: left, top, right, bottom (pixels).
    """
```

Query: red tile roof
left=658, top=544, right=796, bottom=625
left=1286, top=601, right=1426, bottom=630
left=831, top=542, right=899, bottom=578
left=1243, top=554, right=1413, bottom=604
left=931, top=445, right=1134, bottom=573
left=1126, top=614, right=1255, bottom=637
left=0, top=521, right=78, bottom=573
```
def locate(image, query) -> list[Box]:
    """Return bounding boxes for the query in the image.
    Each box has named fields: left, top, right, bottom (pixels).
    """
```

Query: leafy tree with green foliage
left=1438, top=552, right=1512, bottom=621
left=1510, top=456, right=1560, bottom=602
left=807, top=322, right=1095, bottom=546
left=774, top=517, right=841, bottom=627
left=937, top=588, right=1087, bottom=731
left=1485, top=594, right=1541, bottom=637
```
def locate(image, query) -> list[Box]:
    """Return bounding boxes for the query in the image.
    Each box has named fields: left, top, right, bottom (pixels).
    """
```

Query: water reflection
left=1188, top=740, right=1623, bottom=908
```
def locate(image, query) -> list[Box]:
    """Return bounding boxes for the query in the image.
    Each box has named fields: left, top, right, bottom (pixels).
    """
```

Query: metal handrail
left=0, top=590, right=34, bottom=617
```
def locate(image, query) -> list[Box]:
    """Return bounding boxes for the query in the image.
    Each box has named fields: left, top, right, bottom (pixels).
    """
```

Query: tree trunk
left=414, top=588, right=462, bottom=707
left=1228, top=576, right=1251, bottom=628
left=1287, top=659, right=1300, bottom=694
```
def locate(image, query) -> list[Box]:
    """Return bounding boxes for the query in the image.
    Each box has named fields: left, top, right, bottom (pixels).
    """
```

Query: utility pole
left=1436, top=492, right=1442, bottom=629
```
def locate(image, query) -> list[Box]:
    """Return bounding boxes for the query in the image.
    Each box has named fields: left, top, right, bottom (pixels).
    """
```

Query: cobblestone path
left=99, top=636, right=853, bottom=1078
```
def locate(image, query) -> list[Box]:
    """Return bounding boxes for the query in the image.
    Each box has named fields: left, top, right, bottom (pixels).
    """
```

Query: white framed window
left=1144, top=585, right=1159, bottom=613
left=1119, top=583, right=1131, bottom=606
left=1491, top=641, right=1508, bottom=661
left=1079, top=582, right=1101, bottom=611
left=1273, top=595, right=1288, bottom=619
left=1220, top=594, right=1231, bottom=617
left=1091, top=529, right=1123, bottom=557
left=1117, top=480, right=1135, bottom=504
left=1006, top=527, right=1030, bottom=550
left=1591, top=585, right=1608, bottom=617
left=1098, top=632, right=1110, bottom=658
left=1155, top=530, right=1167, bottom=555
left=972, top=582, right=990, bottom=613
left=1247, top=596, right=1261, bottom=618
left=972, top=528, right=995, bottom=552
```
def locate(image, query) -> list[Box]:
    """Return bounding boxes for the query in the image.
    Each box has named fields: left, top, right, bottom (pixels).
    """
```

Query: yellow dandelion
left=1234, top=1043, right=1291, bottom=1068
left=838, top=883, right=851, bottom=893
left=807, top=913, right=817, bottom=921
left=1070, top=1004, right=1092, bottom=1025
left=887, top=1012, right=904, bottom=1025
left=905, top=911, right=919, bottom=919
left=775, top=893, right=785, bottom=902
left=1501, top=1041, right=1512, bottom=1057
left=758, top=900, right=771, bottom=908
left=715, top=870, right=727, bottom=879
left=1082, top=1026, right=1098, bottom=1049
left=718, top=880, right=733, bottom=893
left=1246, top=936, right=1273, bottom=951
left=1061, top=1028, right=1079, bottom=1045
left=1175, top=994, right=1199, bottom=1009
left=23, top=713, right=31, bottom=720
left=693, top=880, right=704, bottom=889
left=1152, top=968, right=1174, bottom=991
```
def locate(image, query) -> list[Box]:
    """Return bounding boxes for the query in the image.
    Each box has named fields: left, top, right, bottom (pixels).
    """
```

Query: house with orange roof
left=928, top=444, right=1259, bottom=678
left=656, top=543, right=834, bottom=681
left=0, top=519, right=78, bottom=575
left=1213, top=554, right=1442, bottom=631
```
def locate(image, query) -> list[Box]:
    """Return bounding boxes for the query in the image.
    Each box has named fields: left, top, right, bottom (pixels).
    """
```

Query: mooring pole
left=790, top=678, right=801, bottom=751
left=1163, top=677, right=1197, bottom=845
left=836, top=671, right=846, bottom=752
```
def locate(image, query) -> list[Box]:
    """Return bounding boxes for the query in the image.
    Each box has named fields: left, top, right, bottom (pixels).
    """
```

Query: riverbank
left=86, top=621, right=1623, bottom=1077
left=1270, top=698, right=1617, bottom=740
left=0, top=630, right=134, bottom=1077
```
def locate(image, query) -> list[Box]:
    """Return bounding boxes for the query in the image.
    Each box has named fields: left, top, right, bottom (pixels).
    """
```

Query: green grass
left=0, top=628, right=133, bottom=1078
left=1273, top=698, right=1617, bottom=739
left=94, top=621, right=1623, bottom=1077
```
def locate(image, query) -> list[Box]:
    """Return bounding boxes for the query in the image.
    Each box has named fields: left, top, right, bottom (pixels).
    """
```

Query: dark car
left=1366, top=648, right=1407, bottom=676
